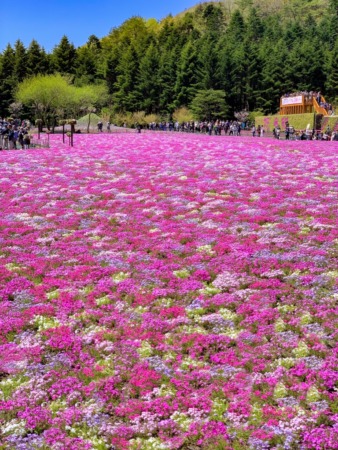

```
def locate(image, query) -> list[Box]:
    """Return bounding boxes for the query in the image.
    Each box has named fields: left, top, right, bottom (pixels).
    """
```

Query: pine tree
left=190, top=89, right=228, bottom=120
left=256, top=39, right=288, bottom=114
left=326, top=38, right=338, bottom=100
left=227, top=10, right=246, bottom=42
left=229, top=42, right=249, bottom=113
left=217, top=36, right=249, bottom=114
left=246, top=8, right=264, bottom=42
left=87, top=35, right=102, bottom=51
left=136, top=43, right=160, bottom=113
left=284, top=22, right=303, bottom=51
left=174, top=41, right=205, bottom=108
left=262, top=14, right=284, bottom=42
left=215, top=35, right=232, bottom=103
left=26, top=40, right=50, bottom=76
left=158, top=19, right=176, bottom=48
left=74, top=34, right=103, bottom=85
left=75, top=46, right=98, bottom=85
left=284, top=37, right=325, bottom=92
left=0, top=44, right=15, bottom=114
left=158, top=47, right=179, bottom=115
left=244, top=40, right=263, bottom=112
left=113, top=44, right=140, bottom=112
left=13, top=40, right=27, bottom=83
left=198, top=35, right=220, bottom=90
left=104, top=51, right=121, bottom=95
left=52, top=35, right=77, bottom=74
left=202, top=3, right=225, bottom=36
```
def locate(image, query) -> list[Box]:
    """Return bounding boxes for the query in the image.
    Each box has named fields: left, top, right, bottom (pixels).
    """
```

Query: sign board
left=281, top=96, right=303, bottom=106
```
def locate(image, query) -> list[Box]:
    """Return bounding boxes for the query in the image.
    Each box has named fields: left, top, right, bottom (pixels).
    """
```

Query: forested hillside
left=0, top=0, right=337, bottom=119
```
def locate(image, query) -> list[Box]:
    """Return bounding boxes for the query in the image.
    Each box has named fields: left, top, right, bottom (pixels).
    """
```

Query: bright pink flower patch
left=0, top=133, right=337, bottom=448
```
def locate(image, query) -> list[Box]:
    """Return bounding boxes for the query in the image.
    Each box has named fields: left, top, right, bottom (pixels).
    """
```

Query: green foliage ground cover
left=256, top=113, right=338, bottom=132
left=255, top=113, right=315, bottom=131
left=77, top=113, right=103, bottom=129
left=326, top=115, right=338, bottom=130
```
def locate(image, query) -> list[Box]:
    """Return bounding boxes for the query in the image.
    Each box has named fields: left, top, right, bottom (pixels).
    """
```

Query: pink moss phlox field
left=0, top=134, right=337, bottom=449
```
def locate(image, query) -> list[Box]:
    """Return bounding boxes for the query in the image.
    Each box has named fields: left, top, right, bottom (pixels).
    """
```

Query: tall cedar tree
left=174, top=41, right=205, bottom=108
left=326, top=38, right=338, bottom=99
left=0, top=44, right=15, bottom=114
left=52, top=36, right=77, bottom=74
left=136, top=43, right=160, bottom=114
left=26, top=40, right=50, bottom=76
left=75, top=46, right=99, bottom=85
left=113, top=44, right=140, bottom=112
left=13, top=40, right=28, bottom=83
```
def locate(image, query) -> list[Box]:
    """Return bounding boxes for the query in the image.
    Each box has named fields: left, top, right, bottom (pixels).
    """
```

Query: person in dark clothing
left=23, top=133, right=30, bottom=149
left=18, top=129, right=25, bottom=149
left=8, top=127, right=15, bottom=149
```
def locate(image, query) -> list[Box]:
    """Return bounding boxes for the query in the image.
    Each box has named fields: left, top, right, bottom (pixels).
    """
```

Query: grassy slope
left=255, top=113, right=315, bottom=131
left=77, top=113, right=103, bottom=129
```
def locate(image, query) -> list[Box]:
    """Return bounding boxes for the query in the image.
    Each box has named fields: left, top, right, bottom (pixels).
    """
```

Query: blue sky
left=1, top=0, right=200, bottom=52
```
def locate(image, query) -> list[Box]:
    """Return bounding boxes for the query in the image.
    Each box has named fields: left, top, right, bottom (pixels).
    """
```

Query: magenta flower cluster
left=0, top=134, right=337, bottom=449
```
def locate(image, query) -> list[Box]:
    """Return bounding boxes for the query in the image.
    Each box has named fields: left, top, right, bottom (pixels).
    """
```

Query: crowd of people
left=0, top=115, right=336, bottom=150
left=138, top=118, right=337, bottom=140
left=0, top=118, right=31, bottom=150
left=251, top=125, right=265, bottom=137
left=282, top=90, right=322, bottom=100
left=271, top=123, right=338, bottom=141
left=146, top=120, right=246, bottom=135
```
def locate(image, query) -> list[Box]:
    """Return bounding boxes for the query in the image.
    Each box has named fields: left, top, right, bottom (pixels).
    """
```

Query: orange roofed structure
left=280, top=93, right=329, bottom=116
